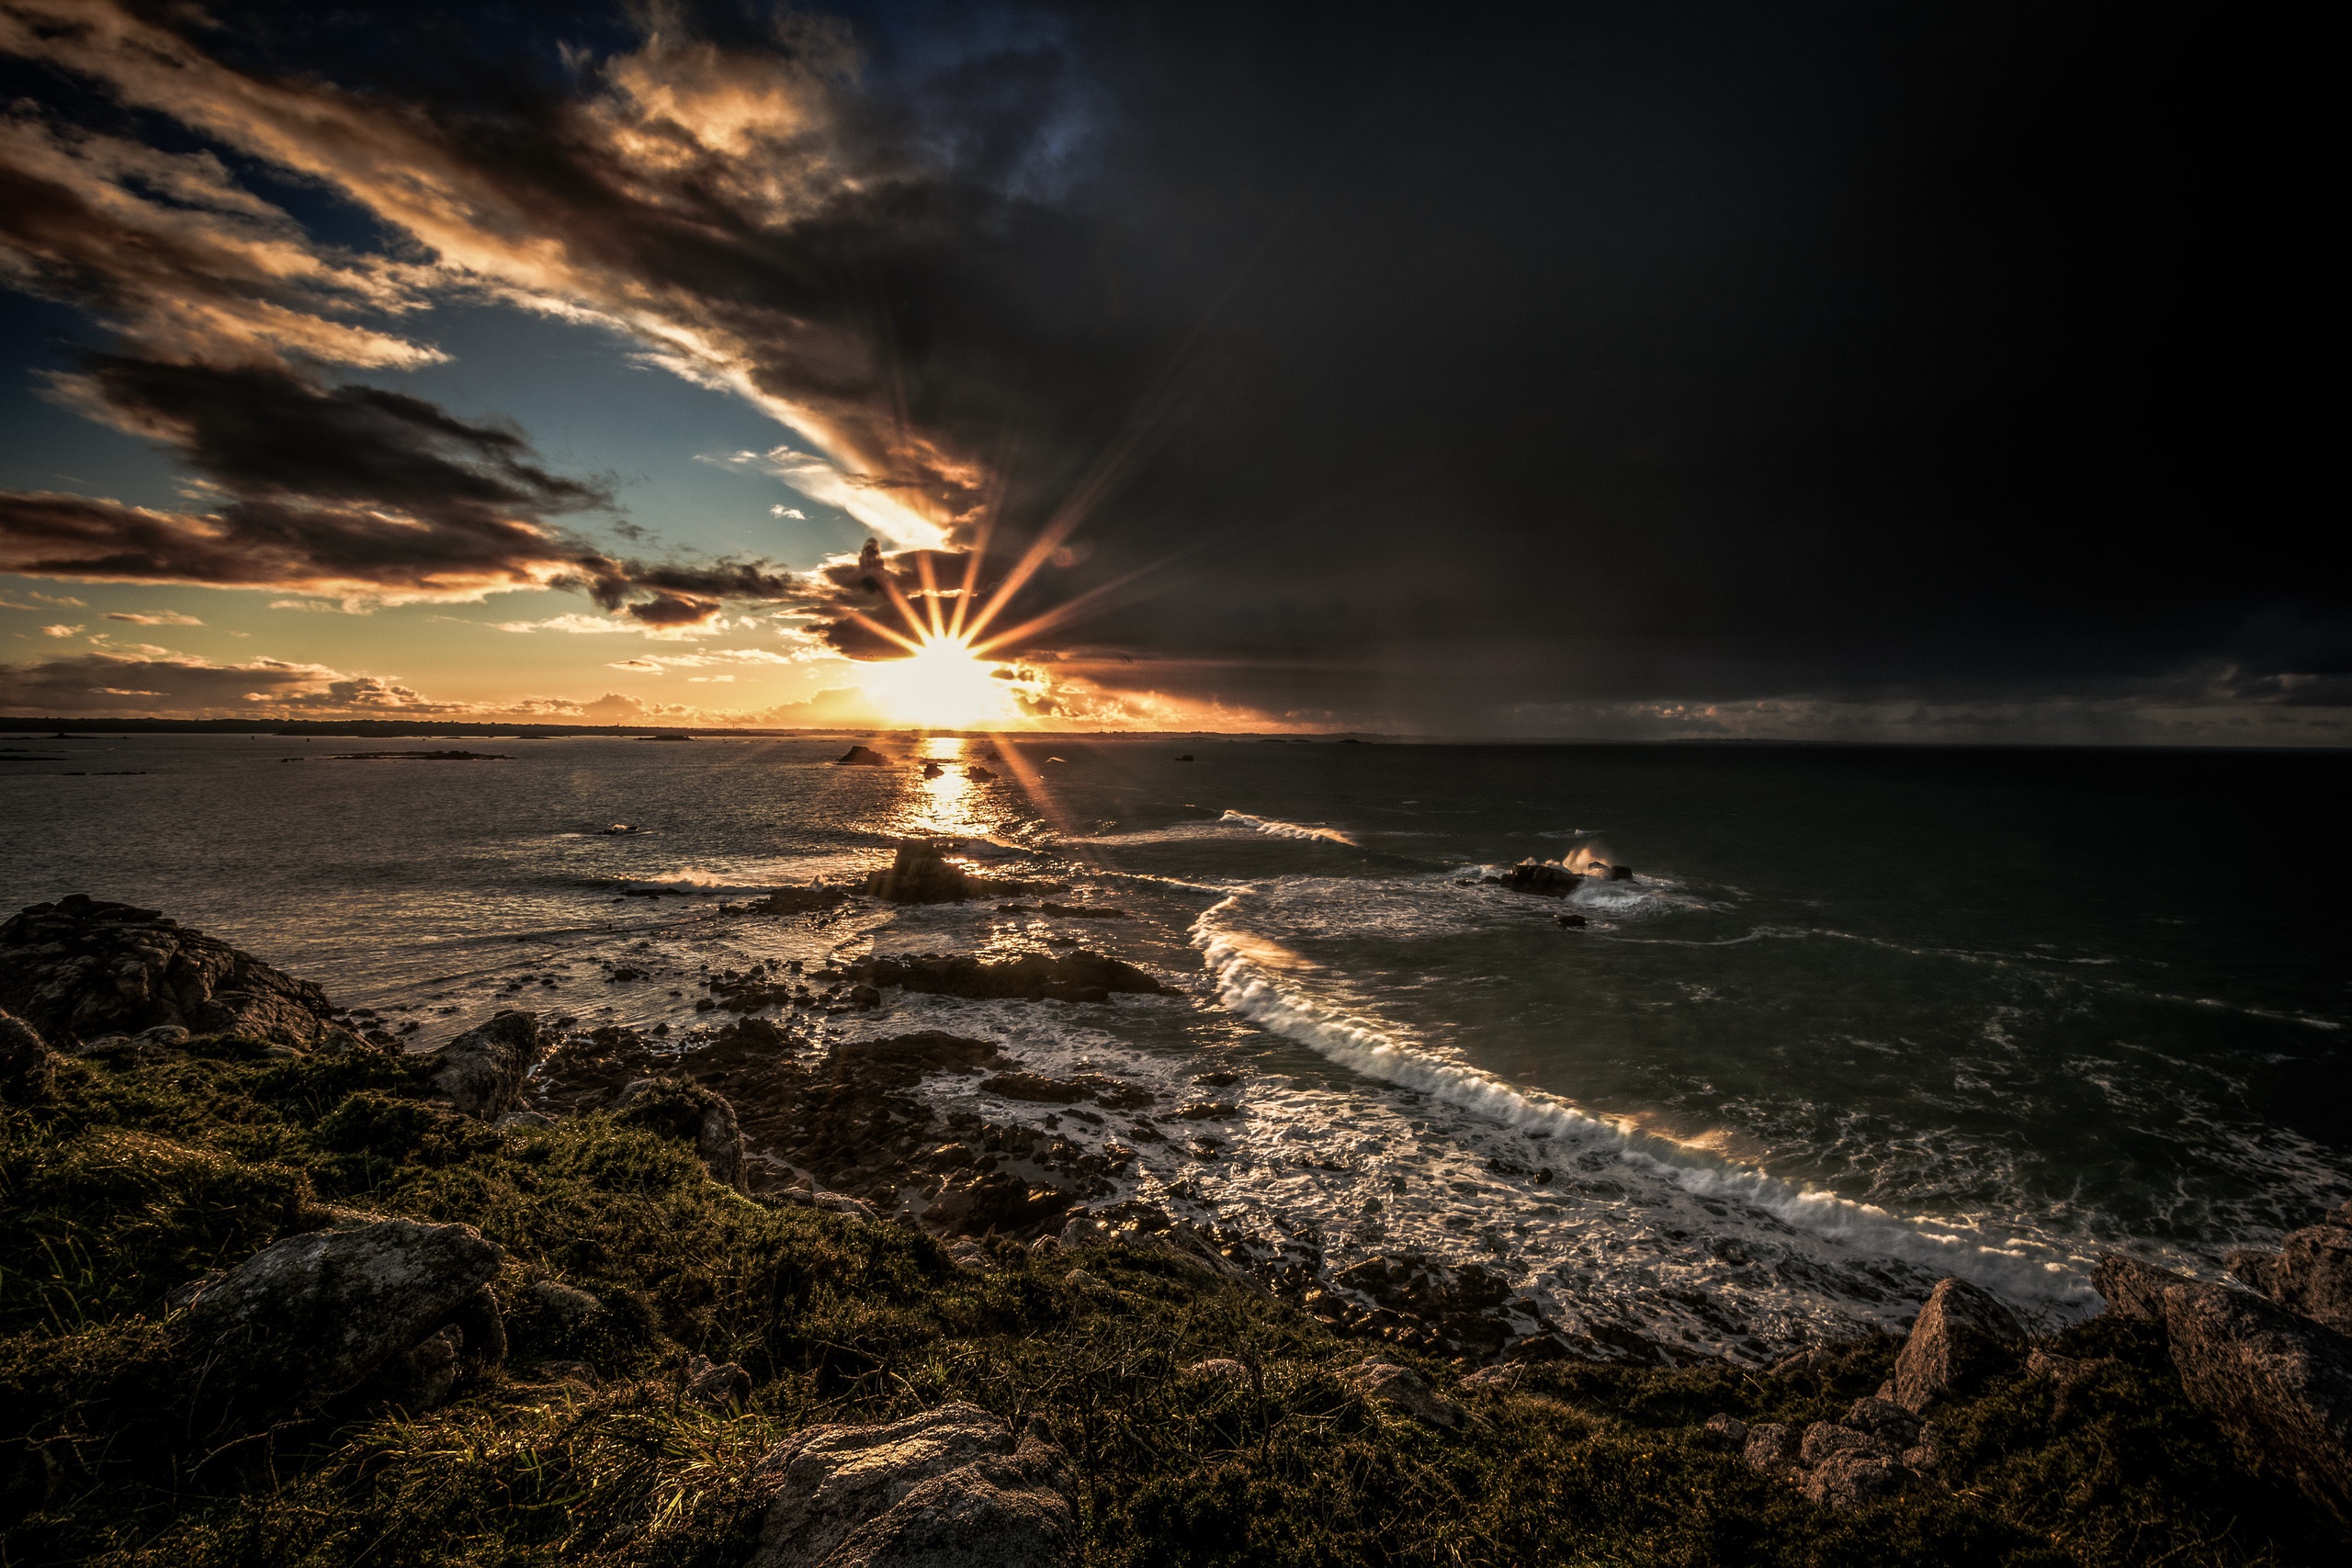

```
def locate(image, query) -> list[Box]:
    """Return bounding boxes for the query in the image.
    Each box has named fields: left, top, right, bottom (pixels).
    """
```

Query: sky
left=0, top=0, right=2340, bottom=740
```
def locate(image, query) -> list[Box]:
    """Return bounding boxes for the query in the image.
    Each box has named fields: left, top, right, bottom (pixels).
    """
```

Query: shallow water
left=6, top=732, right=2346, bottom=1357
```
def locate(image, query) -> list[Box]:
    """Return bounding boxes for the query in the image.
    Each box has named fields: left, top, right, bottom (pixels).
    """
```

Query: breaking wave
left=1219, top=810, right=1356, bottom=845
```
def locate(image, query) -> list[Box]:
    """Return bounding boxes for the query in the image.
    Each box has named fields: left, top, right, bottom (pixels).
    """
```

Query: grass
left=0, top=1038, right=2338, bottom=1567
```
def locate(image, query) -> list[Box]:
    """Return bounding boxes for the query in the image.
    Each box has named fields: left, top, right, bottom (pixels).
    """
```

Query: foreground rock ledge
left=745, top=1402, right=1079, bottom=1568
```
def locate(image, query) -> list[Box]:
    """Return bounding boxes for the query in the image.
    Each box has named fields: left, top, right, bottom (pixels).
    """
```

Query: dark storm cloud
left=0, top=0, right=2340, bottom=728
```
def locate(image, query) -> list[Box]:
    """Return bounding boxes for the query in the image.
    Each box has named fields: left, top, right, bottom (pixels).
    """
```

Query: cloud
left=771, top=505, right=807, bottom=519
left=39, top=623, right=81, bottom=637
left=0, top=649, right=457, bottom=714
left=602, top=648, right=803, bottom=673
left=104, top=610, right=202, bottom=625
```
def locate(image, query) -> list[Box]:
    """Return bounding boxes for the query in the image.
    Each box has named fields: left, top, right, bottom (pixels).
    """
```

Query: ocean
left=6, top=732, right=2346, bottom=1359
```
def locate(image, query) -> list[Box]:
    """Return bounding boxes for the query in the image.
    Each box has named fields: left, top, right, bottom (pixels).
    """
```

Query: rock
left=0, top=1005, right=62, bottom=1100
left=1703, top=1412, right=1747, bottom=1442
left=424, top=1011, right=547, bottom=1121
left=1843, top=1395, right=1924, bottom=1449
left=1890, top=1276, right=2024, bottom=1413
left=1347, top=1359, right=1465, bottom=1428
left=2227, top=1223, right=2352, bottom=1336
left=925, top=1171, right=1077, bottom=1239
left=1605, top=863, right=1634, bottom=881
left=2093, top=1252, right=2198, bottom=1319
left=528, top=1279, right=603, bottom=1327
left=751, top=885, right=851, bottom=916
left=1800, top=1449, right=1904, bottom=1508
left=2157, top=1275, right=2352, bottom=1523
left=861, top=840, right=1044, bottom=904
left=1555, top=912, right=1588, bottom=928
left=684, top=1353, right=752, bottom=1409
left=744, top=1403, right=1079, bottom=1568
left=496, top=1110, right=556, bottom=1130
left=1741, top=1422, right=1801, bottom=1479
left=615, top=1077, right=749, bottom=1190
left=1184, top=1358, right=1250, bottom=1382
left=172, top=1218, right=503, bottom=1421
left=0, top=895, right=337, bottom=1047
left=836, top=745, right=890, bottom=766
left=852, top=950, right=1172, bottom=1003
left=364, top=1324, right=463, bottom=1412
left=1496, top=861, right=1587, bottom=897
left=944, top=1238, right=992, bottom=1272
left=1461, top=1364, right=1526, bottom=1393
left=1799, top=1420, right=1882, bottom=1468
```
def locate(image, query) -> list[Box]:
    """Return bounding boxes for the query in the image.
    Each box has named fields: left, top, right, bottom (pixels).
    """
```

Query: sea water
left=6, top=733, right=2346, bottom=1358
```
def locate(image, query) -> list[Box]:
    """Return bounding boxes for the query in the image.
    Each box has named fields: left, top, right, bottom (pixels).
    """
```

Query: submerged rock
left=172, top=1218, right=503, bottom=1421
left=745, top=1402, right=1079, bottom=1568
left=852, top=950, right=1172, bottom=1004
left=1891, top=1277, right=2024, bottom=1412
left=0, top=894, right=336, bottom=1047
left=424, top=1010, right=547, bottom=1121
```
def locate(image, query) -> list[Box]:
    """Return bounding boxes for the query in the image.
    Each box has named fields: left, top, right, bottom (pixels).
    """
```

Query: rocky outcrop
left=614, top=1076, right=748, bottom=1190
left=1, top=1005, right=61, bottom=1100
left=2091, top=1252, right=2195, bottom=1319
left=1319, top=1254, right=1522, bottom=1360
left=172, top=1218, right=504, bottom=1422
left=2228, top=1222, right=2352, bottom=1337
left=2165, top=1285, right=2352, bottom=1520
left=1890, top=1277, right=2024, bottom=1412
left=851, top=950, right=1173, bottom=1004
left=423, top=1010, right=547, bottom=1120
left=1347, top=1359, right=1464, bottom=1428
left=0, top=895, right=336, bottom=1048
left=744, top=1403, right=1079, bottom=1568
left=923, top=1171, right=1078, bottom=1239
left=835, top=745, right=890, bottom=766
left=860, top=841, right=1063, bottom=905
left=1496, top=862, right=1589, bottom=897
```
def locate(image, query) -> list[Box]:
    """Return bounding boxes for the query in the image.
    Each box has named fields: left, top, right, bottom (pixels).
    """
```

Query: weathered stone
left=745, top=1403, right=1079, bottom=1568
left=684, top=1354, right=752, bottom=1409
left=924, top=1171, right=1076, bottom=1238
left=853, top=949, right=1170, bottom=1003
left=2095, top=1252, right=2199, bottom=1319
left=1496, top=861, right=1589, bottom=897
left=172, top=1218, right=503, bottom=1420
left=1844, top=1395, right=1924, bottom=1450
left=1891, top=1276, right=2024, bottom=1412
left=1184, top=1358, right=1250, bottom=1382
left=0, top=1005, right=61, bottom=1100
left=615, top=1076, right=748, bottom=1190
left=0, top=895, right=336, bottom=1047
left=1702, top=1412, right=1747, bottom=1442
left=1347, top=1359, right=1465, bottom=1428
left=528, top=1279, right=603, bottom=1327
left=2227, top=1224, right=2352, bottom=1337
left=1742, top=1422, right=1801, bottom=1479
left=363, top=1324, right=462, bottom=1412
left=1800, top=1450, right=1904, bottom=1508
left=2158, top=1277, right=2352, bottom=1523
left=424, top=1011, right=546, bottom=1121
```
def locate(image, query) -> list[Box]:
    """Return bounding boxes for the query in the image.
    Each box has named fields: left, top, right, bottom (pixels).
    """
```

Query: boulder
left=2157, top=1276, right=2352, bottom=1523
left=852, top=950, right=1173, bottom=1003
left=1890, top=1276, right=2024, bottom=1412
left=860, top=842, right=1063, bottom=906
left=172, top=1218, right=503, bottom=1421
left=423, top=1011, right=546, bottom=1120
left=2227, top=1224, right=2352, bottom=1336
left=744, top=1403, right=1079, bottom=1568
left=615, top=1077, right=749, bottom=1190
left=0, top=895, right=336, bottom=1047
left=1741, top=1421, right=1801, bottom=1480
left=2093, top=1252, right=2196, bottom=1319
left=836, top=745, right=890, bottom=766
left=924, top=1171, right=1077, bottom=1239
left=0, top=1006, right=62, bottom=1100
left=1346, top=1359, right=1465, bottom=1429
left=1702, top=1412, right=1747, bottom=1443
left=684, top=1354, right=752, bottom=1409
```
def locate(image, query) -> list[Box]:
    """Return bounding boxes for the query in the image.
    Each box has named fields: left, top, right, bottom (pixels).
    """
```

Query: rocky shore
left=3, top=892, right=2346, bottom=1566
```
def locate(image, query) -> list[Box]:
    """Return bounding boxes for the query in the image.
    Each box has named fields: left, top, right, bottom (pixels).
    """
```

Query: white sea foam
left=613, top=868, right=774, bottom=895
left=1190, top=892, right=2097, bottom=1311
left=1218, top=810, right=1356, bottom=845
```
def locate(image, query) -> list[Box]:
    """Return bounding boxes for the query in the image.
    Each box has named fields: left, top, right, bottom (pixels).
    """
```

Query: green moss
left=0, top=1043, right=2338, bottom=1567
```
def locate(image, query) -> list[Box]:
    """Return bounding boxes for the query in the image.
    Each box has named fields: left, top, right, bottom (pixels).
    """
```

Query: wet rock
left=2158, top=1275, right=2352, bottom=1523
left=836, top=745, right=890, bottom=766
left=861, top=841, right=1060, bottom=905
left=424, top=1010, right=547, bottom=1121
left=0, top=1005, right=62, bottom=1100
left=983, top=1072, right=1090, bottom=1103
left=2227, top=1223, right=2352, bottom=1336
left=1330, top=1254, right=1517, bottom=1359
left=0, top=895, right=337, bottom=1047
left=1605, top=863, right=1635, bottom=881
left=925, top=1171, right=1077, bottom=1239
left=853, top=949, right=1170, bottom=1002
left=615, top=1077, right=749, bottom=1190
left=1348, top=1359, right=1465, bottom=1428
left=1555, top=912, right=1588, bottom=928
left=1891, top=1276, right=2024, bottom=1412
left=1495, top=861, right=1587, bottom=897
left=744, top=1402, right=1079, bottom=1568
left=751, top=885, right=851, bottom=916
left=171, top=1218, right=503, bottom=1422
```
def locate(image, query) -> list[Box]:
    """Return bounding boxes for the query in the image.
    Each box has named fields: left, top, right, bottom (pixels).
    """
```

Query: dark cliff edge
left=1, top=899, right=2343, bottom=1568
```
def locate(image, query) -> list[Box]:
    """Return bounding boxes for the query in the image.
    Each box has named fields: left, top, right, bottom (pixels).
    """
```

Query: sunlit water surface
left=6, top=734, right=2346, bottom=1357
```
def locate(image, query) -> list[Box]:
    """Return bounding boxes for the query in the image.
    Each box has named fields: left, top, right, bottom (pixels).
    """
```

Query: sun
left=861, top=635, right=1018, bottom=728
